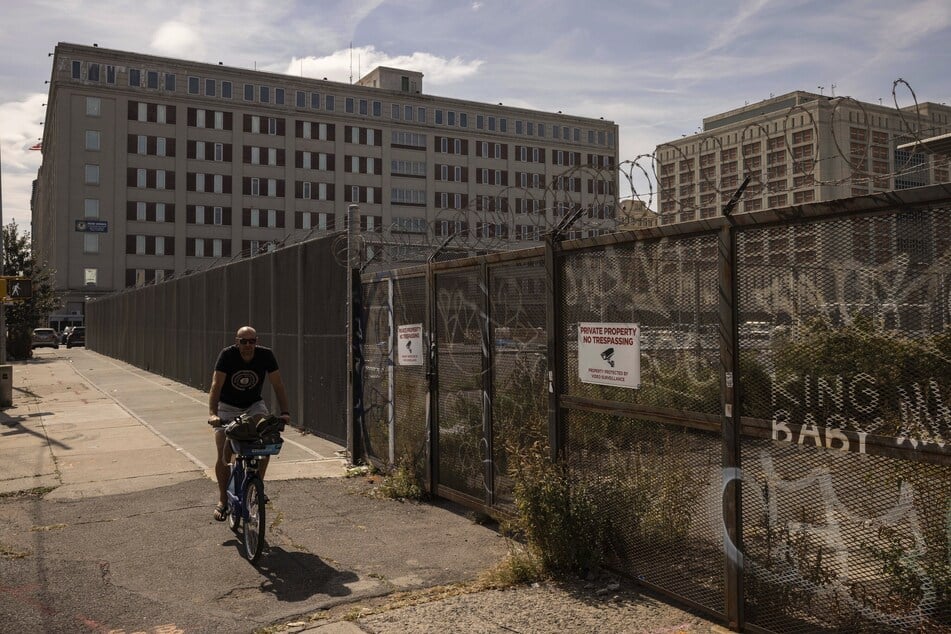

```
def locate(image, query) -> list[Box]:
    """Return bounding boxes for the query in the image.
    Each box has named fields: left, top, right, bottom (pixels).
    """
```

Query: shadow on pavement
left=220, top=542, right=359, bottom=602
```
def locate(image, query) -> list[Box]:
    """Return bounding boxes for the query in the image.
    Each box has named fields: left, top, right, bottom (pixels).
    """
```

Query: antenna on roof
left=349, top=42, right=353, bottom=84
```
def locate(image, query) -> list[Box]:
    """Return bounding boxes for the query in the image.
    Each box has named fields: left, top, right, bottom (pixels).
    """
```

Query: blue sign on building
left=75, top=220, right=109, bottom=232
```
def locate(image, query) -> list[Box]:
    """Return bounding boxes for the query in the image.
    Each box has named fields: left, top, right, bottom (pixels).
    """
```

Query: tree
left=3, top=221, right=61, bottom=359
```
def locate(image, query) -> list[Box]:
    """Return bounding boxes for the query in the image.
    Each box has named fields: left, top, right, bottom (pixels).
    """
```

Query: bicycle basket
left=225, top=413, right=284, bottom=455
left=230, top=438, right=283, bottom=456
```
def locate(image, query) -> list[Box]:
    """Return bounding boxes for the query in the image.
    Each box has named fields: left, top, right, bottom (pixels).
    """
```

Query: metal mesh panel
left=225, top=259, right=252, bottom=330
left=435, top=267, right=486, bottom=500
left=741, top=440, right=950, bottom=632
left=271, top=247, right=300, bottom=415
left=737, top=208, right=951, bottom=632
left=560, top=236, right=721, bottom=415
left=204, top=267, right=228, bottom=387
left=249, top=254, right=273, bottom=338
left=393, top=275, right=428, bottom=468
left=565, top=409, right=726, bottom=615
left=301, top=237, right=347, bottom=441
left=185, top=275, right=206, bottom=388
left=174, top=275, right=190, bottom=383
left=361, top=279, right=392, bottom=463
left=490, top=258, right=548, bottom=509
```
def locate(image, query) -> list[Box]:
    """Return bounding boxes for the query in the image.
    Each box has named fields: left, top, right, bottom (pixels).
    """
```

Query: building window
left=106, top=65, right=116, bottom=84
left=297, top=91, right=306, bottom=108
left=260, top=86, right=270, bottom=103
left=71, top=60, right=81, bottom=79
left=129, top=68, right=141, bottom=87
left=326, top=95, right=335, bottom=111
left=311, top=92, right=320, bottom=109
left=83, top=233, right=99, bottom=254
left=244, top=84, right=254, bottom=101
left=187, top=76, right=199, bottom=94
left=222, top=81, right=232, bottom=99
left=84, top=268, right=98, bottom=286
left=213, top=206, right=223, bottom=225
left=136, top=235, right=146, bottom=254
left=86, top=96, right=101, bottom=116
left=251, top=178, right=260, bottom=196
left=165, top=73, right=176, bottom=91
left=85, top=130, right=100, bottom=151
left=147, top=70, right=158, bottom=89
left=87, top=63, right=100, bottom=82
left=346, top=97, right=354, bottom=113
left=85, top=164, right=100, bottom=185
left=84, top=198, right=99, bottom=217
left=205, top=78, right=216, bottom=96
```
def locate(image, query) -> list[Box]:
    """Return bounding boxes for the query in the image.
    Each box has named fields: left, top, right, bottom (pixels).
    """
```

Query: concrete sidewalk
left=1, top=346, right=348, bottom=499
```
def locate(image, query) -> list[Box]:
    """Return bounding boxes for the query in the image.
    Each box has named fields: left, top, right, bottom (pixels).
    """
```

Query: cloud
left=151, top=19, right=203, bottom=58
left=0, top=93, right=45, bottom=227
left=285, top=45, right=484, bottom=86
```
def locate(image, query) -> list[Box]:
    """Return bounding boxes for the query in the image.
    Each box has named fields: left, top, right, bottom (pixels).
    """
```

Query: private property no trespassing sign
left=577, top=322, right=640, bottom=389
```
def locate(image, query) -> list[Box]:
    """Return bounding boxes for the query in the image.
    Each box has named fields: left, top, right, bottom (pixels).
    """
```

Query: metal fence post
left=481, top=260, right=494, bottom=506
left=347, top=204, right=363, bottom=464
left=545, top=234, right=565, bottom=461
left=718, top=178, right=748, bottom=630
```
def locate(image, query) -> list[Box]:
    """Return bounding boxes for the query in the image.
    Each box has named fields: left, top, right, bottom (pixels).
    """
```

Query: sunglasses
left=237, top=338, right=257, bottom=345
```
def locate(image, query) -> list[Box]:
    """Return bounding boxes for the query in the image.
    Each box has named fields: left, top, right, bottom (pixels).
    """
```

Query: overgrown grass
left=375, top=455, right=427, bottom=501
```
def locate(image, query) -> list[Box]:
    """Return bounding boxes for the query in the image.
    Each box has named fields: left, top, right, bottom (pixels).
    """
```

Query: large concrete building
left=33, top=43, right=619, bottom=326
left=654, top=90, right=951, bottom=224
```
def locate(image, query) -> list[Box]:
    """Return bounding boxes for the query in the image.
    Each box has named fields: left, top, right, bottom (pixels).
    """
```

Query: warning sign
left=578, top=322, right=640, bottom=389
left=397, top=323, right=423, bottom=366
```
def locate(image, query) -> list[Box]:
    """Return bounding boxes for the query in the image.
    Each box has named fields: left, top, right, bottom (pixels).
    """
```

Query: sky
left=1, top=0, right=950, bottom=231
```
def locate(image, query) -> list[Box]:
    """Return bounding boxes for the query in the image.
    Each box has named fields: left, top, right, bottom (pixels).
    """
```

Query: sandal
left=213, top=503, right=228, bottom=522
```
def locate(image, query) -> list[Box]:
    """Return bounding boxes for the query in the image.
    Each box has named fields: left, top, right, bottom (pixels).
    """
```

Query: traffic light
left=2, top=277, right=31, bottom=300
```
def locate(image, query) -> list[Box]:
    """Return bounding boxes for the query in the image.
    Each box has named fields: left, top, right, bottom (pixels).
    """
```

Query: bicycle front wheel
left=242, top=477, right=266, bottom=563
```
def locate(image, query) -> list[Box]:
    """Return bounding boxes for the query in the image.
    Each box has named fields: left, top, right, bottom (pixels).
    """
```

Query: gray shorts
left=215, top=400, right=269, bottom=433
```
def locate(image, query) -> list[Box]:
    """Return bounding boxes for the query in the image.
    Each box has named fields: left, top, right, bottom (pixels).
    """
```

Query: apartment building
left=654, top=90, right=951, bottom=225
left=654, top=91, right=951, bottom=333
left=33, top=43, right=619, bottom=321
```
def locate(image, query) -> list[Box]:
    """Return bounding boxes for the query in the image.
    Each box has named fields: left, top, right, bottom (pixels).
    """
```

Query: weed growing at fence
left=376, top=454, right=427, bottom=501
left=506, top=441, right=614, bottom=575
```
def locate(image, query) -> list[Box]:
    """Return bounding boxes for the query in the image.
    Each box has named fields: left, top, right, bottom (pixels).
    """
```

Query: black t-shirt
left=214, top=345, right=279, bottom=408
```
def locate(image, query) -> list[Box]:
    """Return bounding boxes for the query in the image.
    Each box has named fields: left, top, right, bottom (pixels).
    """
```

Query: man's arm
left=269, top=369, right=291, bottom=421
left=208, top=370, right=226, bottom=425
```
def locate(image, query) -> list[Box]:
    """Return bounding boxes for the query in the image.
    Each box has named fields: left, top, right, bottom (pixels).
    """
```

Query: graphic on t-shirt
left=232, top=369, right=259, bottom=391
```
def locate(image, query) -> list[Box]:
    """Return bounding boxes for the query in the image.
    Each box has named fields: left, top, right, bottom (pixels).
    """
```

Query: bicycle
left=218, top=413, right=284, bottom=563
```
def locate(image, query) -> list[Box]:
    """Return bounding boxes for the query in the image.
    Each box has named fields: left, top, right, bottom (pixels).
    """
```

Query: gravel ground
left=282, top=576, right=724, bottom=633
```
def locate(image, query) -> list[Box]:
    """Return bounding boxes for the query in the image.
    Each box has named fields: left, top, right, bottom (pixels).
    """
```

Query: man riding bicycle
left=207, top=326, right=291, bottom=521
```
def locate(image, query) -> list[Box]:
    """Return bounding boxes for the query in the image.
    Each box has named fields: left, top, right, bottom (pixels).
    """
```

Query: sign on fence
left=397, top=323, right=423, bottom=366
left=578, top=322, right=640, bottom=388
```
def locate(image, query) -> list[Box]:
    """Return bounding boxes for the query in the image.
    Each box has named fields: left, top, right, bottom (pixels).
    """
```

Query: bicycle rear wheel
left=242, top=477, right=266, bottom=563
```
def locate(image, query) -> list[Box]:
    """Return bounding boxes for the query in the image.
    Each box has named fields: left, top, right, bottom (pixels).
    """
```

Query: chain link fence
left=358, top=184, right=950, bottom=632
left=86, top=233, right=348, bottom=442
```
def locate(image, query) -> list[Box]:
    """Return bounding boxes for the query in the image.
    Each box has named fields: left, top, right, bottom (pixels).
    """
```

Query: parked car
left=31, top=327, right=60, bottom=349
left=66, top=326, right=86, bottom=348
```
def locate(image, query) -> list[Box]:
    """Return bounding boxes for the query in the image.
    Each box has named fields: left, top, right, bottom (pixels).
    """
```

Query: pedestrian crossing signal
left=1, top=277, right=32, bottom=300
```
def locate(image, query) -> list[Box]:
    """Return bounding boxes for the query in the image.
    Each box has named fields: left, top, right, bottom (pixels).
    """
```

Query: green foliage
left=376, top=456, right=427, bottom=501
left=507, top=441, right=614, bottom=574
left=770, top=316, right=951, bottom=436
left=2, top=221, right=61, bottom=359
